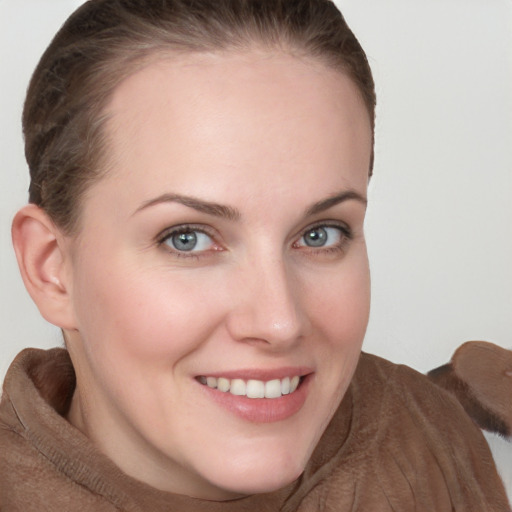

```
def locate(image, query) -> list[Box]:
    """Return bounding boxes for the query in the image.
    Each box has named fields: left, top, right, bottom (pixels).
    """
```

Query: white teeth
left=281, top=377, right=290, bottom=395
left=230, top=379, right=246, bottom=396
left=217, top=377, right=230, bottom=392
left=206, top=377, right=217, bottom=388
left=264, top=379, right=282, bottom=399
left=200, top=375, right=302, bottom=399
left=246, top=380, right=265, bottom=398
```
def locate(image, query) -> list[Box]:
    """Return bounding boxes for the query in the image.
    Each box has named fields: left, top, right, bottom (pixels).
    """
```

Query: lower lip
left=198, top=375, right=312, bottom=423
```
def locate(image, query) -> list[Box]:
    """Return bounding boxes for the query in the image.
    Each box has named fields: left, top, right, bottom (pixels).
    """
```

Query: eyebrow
left=134, top=189, right=366, bottom=220
left=305, top=190, right=367, bottom=216
left=134, top=193, right=241, bottom=221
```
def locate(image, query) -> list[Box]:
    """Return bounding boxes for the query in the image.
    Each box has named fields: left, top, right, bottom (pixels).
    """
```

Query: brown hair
left=23, top=0, right=376, bottom=235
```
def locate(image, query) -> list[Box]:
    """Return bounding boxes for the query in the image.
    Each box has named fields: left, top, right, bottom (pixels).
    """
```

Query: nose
left=225, top=254, right=309, bottom=349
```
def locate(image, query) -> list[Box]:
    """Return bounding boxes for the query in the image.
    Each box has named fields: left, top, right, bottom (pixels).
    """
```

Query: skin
left=29, top=51, right=372, bottom=499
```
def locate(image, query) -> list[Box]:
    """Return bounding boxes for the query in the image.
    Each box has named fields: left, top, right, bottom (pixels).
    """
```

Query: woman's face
left=63, top=51, right=372, bottom=499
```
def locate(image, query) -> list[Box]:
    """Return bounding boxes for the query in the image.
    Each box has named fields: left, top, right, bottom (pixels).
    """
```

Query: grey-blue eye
left=164, top=230, right=214, bottom=252
left=303, top=227, right=328, bottom=247
left=299, top=226, right=346, bottom=248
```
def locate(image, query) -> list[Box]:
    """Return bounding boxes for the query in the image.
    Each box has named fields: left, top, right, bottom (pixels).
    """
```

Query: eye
left=160, top=228, right=216, bottom=253
left=295, top=224, right=351, bottom=250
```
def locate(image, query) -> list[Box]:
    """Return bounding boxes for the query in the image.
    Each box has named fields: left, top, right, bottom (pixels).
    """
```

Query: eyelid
left=157, top=223, right=213, bottom=241
left=295, top=220, right=352, bottom=241
left=155, top=220, right=352, bottom=258
left=292, top=220, right=353, bottom=253
left=156, top=223, right=223, bottom=255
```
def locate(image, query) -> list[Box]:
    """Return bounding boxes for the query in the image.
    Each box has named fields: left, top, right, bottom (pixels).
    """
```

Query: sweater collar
left=1, top=347, right=354, bottom=511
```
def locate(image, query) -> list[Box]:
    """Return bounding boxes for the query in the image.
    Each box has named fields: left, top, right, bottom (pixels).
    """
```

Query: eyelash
left=156, top=222, right=353, bottom=259
left=157, top=224, right=220, bottom=259
left=293, top=222, right=353, bottom=256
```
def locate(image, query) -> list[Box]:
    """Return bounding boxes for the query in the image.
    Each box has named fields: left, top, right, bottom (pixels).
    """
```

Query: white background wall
left=1, top=0, right=511, bottom=496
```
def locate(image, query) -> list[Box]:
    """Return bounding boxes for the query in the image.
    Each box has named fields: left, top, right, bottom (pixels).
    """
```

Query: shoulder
left=355, top=351, right=468, bottom=415
left=348, top=352, right=510, bottom=510
left=292, top=353, right=510, bottom=510
left=0, top=348, right=122, bottom=511
left=353, top=352, right=492, bottom=454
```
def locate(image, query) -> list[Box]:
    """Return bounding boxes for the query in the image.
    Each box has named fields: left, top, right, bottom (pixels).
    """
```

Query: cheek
left=306, top=252, right=371, bottom=346
left=70, top=256, right=224, bottom=366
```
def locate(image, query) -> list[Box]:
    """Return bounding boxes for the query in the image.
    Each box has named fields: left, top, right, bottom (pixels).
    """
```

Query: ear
left=11, top=204, right=77, bottom=330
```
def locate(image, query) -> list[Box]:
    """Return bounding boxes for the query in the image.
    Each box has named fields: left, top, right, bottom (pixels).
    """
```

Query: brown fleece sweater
left=0, top=348, right=509, bottom=511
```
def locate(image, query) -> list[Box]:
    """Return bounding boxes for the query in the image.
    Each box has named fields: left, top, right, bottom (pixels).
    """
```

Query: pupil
left=172, top=231, right=197, bottom=251
left=305, top=228, right=327, bottom=247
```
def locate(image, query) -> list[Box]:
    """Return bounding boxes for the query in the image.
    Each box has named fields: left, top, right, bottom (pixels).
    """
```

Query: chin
left=211, top=469, right=304, bottom=498
left=199, top=445, right=308, bottom=498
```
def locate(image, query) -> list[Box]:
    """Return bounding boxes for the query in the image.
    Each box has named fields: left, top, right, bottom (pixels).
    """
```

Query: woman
left=0, top=0, right=509, bottom=510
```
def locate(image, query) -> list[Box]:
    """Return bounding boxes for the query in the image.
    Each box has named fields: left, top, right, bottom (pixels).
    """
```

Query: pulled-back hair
left=23, top=0, right=375, bottom=234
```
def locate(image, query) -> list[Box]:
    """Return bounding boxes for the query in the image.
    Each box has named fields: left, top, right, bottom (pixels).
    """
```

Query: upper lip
left=196, top=367, right=313, bottom=381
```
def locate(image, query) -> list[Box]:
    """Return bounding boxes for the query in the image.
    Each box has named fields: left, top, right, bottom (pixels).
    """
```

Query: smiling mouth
left=197, top=375, right=303, bottom=399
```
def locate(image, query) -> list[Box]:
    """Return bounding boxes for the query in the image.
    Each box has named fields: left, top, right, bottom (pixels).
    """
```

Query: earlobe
left=11, top=204, right=76, bottom=330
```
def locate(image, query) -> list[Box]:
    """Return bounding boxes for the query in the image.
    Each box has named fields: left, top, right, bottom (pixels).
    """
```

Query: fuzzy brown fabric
left=428, top=341, right=512, bottom=438
left=0, top=348, right=509, bottom=511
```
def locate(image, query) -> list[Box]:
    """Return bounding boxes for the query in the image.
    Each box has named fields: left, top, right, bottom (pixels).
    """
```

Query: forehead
left=95, top=50, right=371, bottom=205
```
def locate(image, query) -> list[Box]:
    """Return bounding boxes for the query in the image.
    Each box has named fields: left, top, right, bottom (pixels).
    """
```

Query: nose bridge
left=227, top=249, right=306, bottom=347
